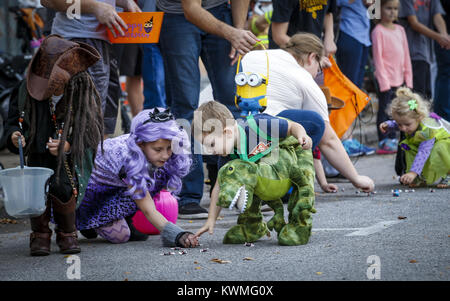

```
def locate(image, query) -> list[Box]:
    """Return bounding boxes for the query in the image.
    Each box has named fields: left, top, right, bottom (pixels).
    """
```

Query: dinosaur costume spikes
left=217, top=136, right=316, bottom=246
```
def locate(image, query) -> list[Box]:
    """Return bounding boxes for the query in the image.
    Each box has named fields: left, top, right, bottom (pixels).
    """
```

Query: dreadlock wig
left=54, top=71, right=104, bottom=176
left=123, top=109, right=192, bottom=199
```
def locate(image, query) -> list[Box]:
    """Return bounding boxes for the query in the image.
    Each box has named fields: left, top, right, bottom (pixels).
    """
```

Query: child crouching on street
left=192, top=101, right=315, bottom=238
left=76, top=108, right=199, bottom=247
left=380, top=87, right=450, bottom=188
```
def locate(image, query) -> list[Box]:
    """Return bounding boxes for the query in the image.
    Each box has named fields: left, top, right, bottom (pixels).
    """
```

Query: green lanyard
left=230, top=115, right=278, bottom=163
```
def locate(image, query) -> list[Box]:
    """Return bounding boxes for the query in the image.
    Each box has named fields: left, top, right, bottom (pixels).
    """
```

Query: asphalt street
left=0, top=151, right=449, bottom=282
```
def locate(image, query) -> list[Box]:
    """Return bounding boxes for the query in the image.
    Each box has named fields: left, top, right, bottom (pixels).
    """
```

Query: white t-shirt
left=241, top=49, right=329, bottom=122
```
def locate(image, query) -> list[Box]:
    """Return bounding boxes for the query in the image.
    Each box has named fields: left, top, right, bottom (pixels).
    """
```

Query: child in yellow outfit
left=380, top=88, right=450, bottom=188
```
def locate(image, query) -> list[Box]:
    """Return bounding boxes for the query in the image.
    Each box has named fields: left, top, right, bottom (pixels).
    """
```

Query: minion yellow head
left=234, top=49, right=269, bottom=117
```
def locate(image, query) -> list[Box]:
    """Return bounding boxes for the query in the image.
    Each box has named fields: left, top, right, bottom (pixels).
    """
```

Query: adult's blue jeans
left=141, top=43, right=166, bottom=109
left=336, top=31, right=369, bottom=88
left=434, top=42, right=450, bottom=121
left=276, top=110, right=325, bottom=150
left=159, top=3, right=239, bottom=207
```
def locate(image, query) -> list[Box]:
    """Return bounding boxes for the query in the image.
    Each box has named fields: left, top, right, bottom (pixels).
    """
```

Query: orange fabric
left=323, top=56, right=371, bottom=138
left=21, top=8, right=44, bottom=39
left=107, top=12, right=164, bottom=44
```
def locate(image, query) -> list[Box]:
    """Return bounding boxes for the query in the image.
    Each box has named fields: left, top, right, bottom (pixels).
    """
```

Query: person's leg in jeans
left=336, top=31, right=366, bottom=88
left=276, top=110, right=325, bottom=149
left=434, top=42, right=450, bottom=121
left=336, top=32, right=373, bottom=154
left=376, top=87, right=398, bottom=154
left=159, top=12, right=207, bottom=218
left=199, top=3, right=241, bottom=201
left=356, top=45, right=369, bottom=89
left=200, top=3, right=240, bottom=119
left=376, top=87, right=397, bottom=141
left=141, top=43, right=166, bottom=109
left=105, top=41, right=121, bottom=136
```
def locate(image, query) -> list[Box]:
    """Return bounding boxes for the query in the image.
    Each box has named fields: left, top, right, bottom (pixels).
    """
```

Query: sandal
left=436, top=176, right=449, bottom=189
left=408, top=177, right=426, bottom=188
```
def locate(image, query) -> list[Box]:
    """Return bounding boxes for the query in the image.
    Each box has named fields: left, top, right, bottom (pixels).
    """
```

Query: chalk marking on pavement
left=312, top=220, right=403, bottom=236
left=313, top=228, right=361, bottom=231
left=345, top=220, right=402, bottom=236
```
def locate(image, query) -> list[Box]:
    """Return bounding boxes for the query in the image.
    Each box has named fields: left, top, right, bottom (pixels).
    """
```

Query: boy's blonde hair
left=281, top=32, right=324, bottom=66
left=192, top=101, right=235, bottom=137
left=389, top=87, right=429, bottom=121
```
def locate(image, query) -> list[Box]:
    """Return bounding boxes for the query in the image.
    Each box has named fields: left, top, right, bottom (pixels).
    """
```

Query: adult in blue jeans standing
left=139, top=0, right=166, bottom=109
left=156, top=0, right=258, bottom=219
left=434, top=0, right=450, bottom=122
left=334, top=0, right=376, bottom=157
left=335, top=0, right=371, bottom=89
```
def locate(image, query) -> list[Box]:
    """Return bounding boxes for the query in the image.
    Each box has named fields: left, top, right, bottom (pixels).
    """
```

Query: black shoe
left=178, top=203, right=208, bottom=219
left=125, top=215, right=149, bottom=241
left=80, top=229, right=98, bottom=239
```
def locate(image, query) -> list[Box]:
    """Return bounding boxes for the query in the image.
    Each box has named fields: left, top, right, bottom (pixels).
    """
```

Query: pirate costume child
left=5, top=34, right=104, bottom=256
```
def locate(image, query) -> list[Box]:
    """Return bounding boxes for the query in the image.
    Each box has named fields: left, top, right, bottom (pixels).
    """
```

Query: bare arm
left=181, top=0, right=258, bottom=59
left=287, top=120, right=312, bottom=150
left=134, top=191, right=169, bottom=231
left=318, top=122, right=374, bottom=192
left=135, top=190, right=198, bottom=247
left=314, top=158, right=328, bottom=187
left=195, top=179, right=222, bottom=237
left=323, top=12, right=337, bottom=55
left=271, top=21, right=290, bottom=48
left=231, top=0, right=249, bottom=29
left=433, top=13, right=449, bottom=35
left=314, top=158, right=338, bottom=193
left=407, top=15, right=450, bottom=49
left=41, top=0, right=129, bottom=37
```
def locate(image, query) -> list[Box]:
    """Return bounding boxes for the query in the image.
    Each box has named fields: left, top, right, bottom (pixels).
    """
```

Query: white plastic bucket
left=0, top=166, right=54, bottom=218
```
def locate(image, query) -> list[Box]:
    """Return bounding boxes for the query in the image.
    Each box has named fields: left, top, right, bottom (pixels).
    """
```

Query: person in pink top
left=372, top=0, right=413, bottom=154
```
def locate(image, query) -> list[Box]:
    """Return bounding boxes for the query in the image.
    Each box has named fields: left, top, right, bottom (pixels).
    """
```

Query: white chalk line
left=312, top=220, right=403, bottom=236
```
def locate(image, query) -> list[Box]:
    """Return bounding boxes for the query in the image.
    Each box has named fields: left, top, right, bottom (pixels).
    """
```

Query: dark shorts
left=70, top=38, right=120, bottom=135
left=114, top=44, right=142, bottom=76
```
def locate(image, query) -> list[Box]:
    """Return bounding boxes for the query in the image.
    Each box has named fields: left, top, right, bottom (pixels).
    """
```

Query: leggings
left=276, top=109, right=326, bottom=150
left=96, top=219, right=130, bottom=244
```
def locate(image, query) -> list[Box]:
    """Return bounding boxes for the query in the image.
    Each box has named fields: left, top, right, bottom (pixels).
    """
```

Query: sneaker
left=322, top=156, right=340, bottom=178
left=178, top=203, right=209, bottom=219
left=376, top=138, right=398, bottom=154
left=342, top=139, right=364, bottom=157
left=436, top=176, right=449, bottom=189
left=351, top=139, right=376, bottom=155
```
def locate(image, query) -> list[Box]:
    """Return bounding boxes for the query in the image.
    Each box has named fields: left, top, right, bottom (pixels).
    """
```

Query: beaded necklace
left=49, top=98, right=78, bottom=198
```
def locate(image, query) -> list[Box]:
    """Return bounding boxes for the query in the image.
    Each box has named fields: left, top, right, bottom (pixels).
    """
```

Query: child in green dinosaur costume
left=193, top=101, right=317, bottom=246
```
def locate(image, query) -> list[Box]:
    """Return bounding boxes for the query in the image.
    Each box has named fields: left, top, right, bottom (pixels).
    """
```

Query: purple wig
left=123, top=109, right=192, bottom=200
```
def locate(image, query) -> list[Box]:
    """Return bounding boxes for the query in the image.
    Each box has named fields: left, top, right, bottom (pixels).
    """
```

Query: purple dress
left=76, top=135, right=161, bottom=230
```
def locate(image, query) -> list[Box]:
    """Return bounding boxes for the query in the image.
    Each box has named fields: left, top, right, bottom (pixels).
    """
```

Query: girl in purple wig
left=76, top=108, right=199, bottom=247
